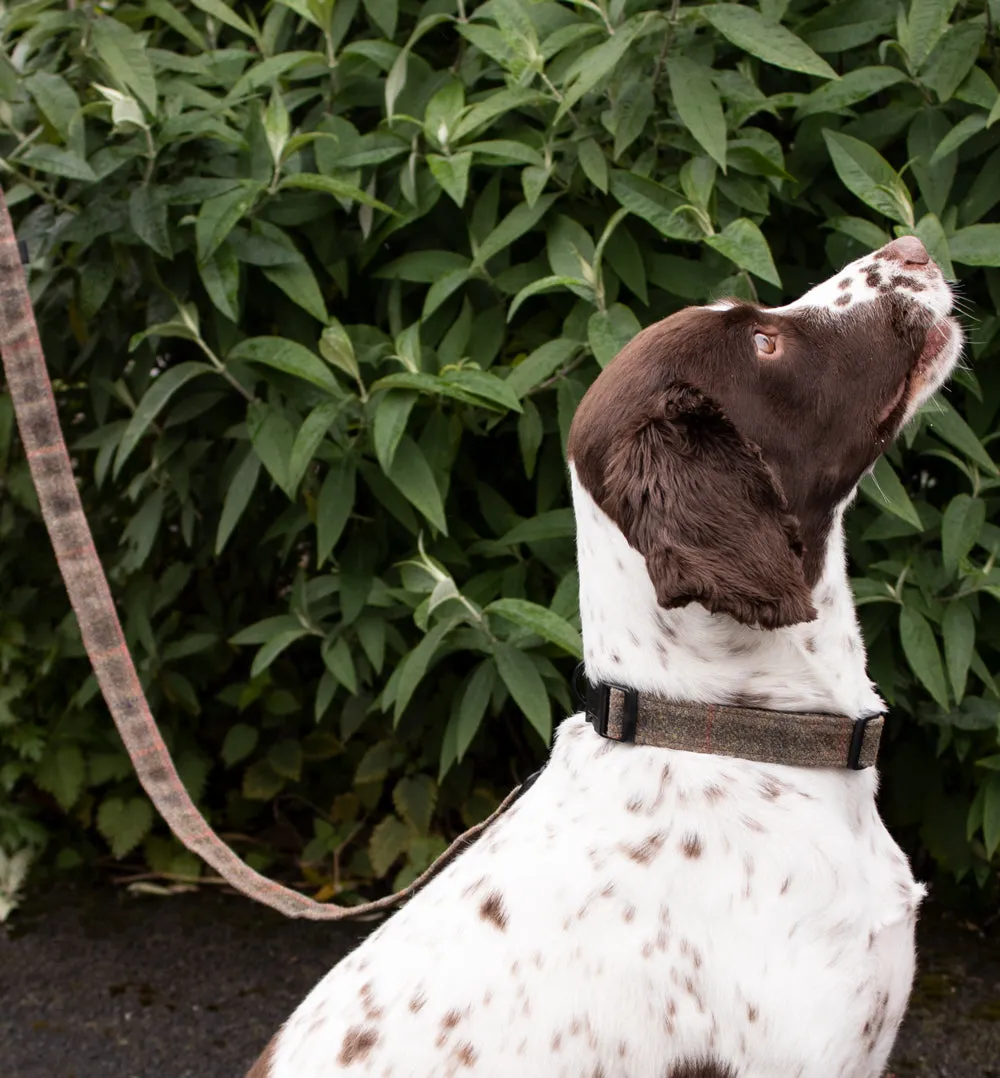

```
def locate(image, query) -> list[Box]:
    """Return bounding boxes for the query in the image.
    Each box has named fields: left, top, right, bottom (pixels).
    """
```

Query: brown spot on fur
left=839, top=277, right=852, bottom=289
left=757, top=776, right=786, bottom=800
left=337, top=1026, right=378, bottom=1065
left=454, top=1042, right=478, bottom=1067
left=480, top=890, right=508, bottom=931
left=621, top=831, right=667, bottom=864
left=245, top=1035, right=278, bottom=1078
left=442, top=1009, right=462, bottom=1029
left=780, top=876, right=792, bottom=895
left=804, top=635, right=817, bottom=653
left=748, top=1004, right=759, bottom=1022
left=626, top=794, right=644, bottom=813
left=681, top=833, right=703, bottom=859
left=623, top=903, right=636, bottom=922
left=835, top=294, right=851, bottom=306
left=703, top=783, right=726, bottom=803
left=891, top=274, right=925, bottom=292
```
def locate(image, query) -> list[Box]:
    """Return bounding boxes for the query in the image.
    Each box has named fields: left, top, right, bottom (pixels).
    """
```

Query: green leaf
left=216, top=448, right=261, bottom=554
left=115, top=362, right=215, bottom=477
left=505, top=339, right=577, bottom=398
left=242, top=760, right=285, bottom=800
left=196, top=182, right=262, bottom=263
left=611, top=81, right=655, bottom=161
left=229, top=337, right=343, bottom=397
left=199, top=245, right=240, bottom=321
left=943, top=601, right=975, bottom=703
left=577, top=138, right=608, bottom=192
left=557, top=19, right=642, bottom=119
left=19, top=145, right=95, bottom=182
left=495, top=644, right=551, bottom=742
left=374, top=390, right=417, bottom=471
left=794, top=66, right=908, bottom=121
left=386, top=436, right=447, bottom=533
left=822, top=130, right=914, bottom=226
left=369, top=815, right=411, bottom=876
left=666, top=57, right=727, bottom=169
left=393, top=775, right=437, bottom=834
left=588, top=304, right=642, bottom=368
left=262, top=258, right=328, bottom=323
left=930, top=114, right=987, bottom=166
left=250, top=628, right=310, bottom=678
left=703, top=4, right=837, bottom=79
left=288, top=401, right=341, bottom=490
left=265, top=739, right=305, bottom=783
left=608, top=171, right=700, bottom=242
left=920, top=20, right=986, bottom=102
left=393, top=620, right=455, bottom=721
left=319, top=319, right=360, bottom=383
left=941, top=494, right=986, bottom=575
left=509, top=275, right=589, bottom=321
left=91, top=17, right=158, bottom=114
left=899, top=606, right=950, bottom=710
left=908, top=111, right=954, bottom=218
left=456, top=661, right=495, bottom=760
left=323, top=636, right=358, bottom=694
left=278, top=172, right=395, bottom=213
left=472, top=194, right=557, bottom=269
left=247, top=401, right=295, bottom=495
left=500, top=508, right=575, bottom=545
left=902, top=0, right=953, bottom=70
left=189, top=0, right=255, bottom=37
left=316, top=458, right=356, bottom=564
left=97, top=796, right=154, bottom=859
left=129, top=187, right=172, bottom=258
left=35, top=744, right=85, bottom=810
left=486, top=598, right=582, bottom=658
left=518, top=397, right=543, bottom=478
left=858, top=456, right=922, bottom=529
left=922, top=397, right=998, bottom=474
left=985, top=774, right=1000, bottom=859
left=948, top=224, right=1000, bottom=267
left=428, top=152, right=472, bottom=207
left=705, top=218, right=781, bottom=287
left=230, top=615, right=304, bottom=646
left=24, top=71, right=80, bottom=142
left=221, top=724, right=259, bottom=767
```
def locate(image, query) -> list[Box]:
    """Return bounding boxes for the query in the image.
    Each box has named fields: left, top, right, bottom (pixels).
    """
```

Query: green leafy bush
left=1, top=0, right=1000, bottom=901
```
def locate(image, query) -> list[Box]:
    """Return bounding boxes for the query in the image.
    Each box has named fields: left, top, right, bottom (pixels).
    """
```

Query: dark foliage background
left=1, top=0, right=1000, bottom=914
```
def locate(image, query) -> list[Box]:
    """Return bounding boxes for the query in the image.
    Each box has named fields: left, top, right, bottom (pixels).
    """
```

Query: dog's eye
left=753, top=331, right=776, bottom=355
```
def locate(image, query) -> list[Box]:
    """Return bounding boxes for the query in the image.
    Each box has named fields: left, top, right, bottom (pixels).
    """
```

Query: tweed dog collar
left=575, top=666, right=883, bottom=770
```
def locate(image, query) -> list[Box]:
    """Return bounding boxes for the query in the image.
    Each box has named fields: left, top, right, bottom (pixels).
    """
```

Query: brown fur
left=245, top=1035, right=278, bottom=1078
left=568, top=298, right=935, bottom=626
left=668, top=1063, right=738, bottom=1078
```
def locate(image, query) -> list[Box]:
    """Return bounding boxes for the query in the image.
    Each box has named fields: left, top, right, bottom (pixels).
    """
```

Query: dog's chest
left=272, top=718, right=922, bottom=1078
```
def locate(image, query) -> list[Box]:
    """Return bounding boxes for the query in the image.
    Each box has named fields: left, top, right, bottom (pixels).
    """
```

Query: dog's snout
left=883, top=236, right=929, bottom=266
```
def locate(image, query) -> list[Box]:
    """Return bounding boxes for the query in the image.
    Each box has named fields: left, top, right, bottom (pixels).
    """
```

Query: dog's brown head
left=568, top=236, right=962, bottom=630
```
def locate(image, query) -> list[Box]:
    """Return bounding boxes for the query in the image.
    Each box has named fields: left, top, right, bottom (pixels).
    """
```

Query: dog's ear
left=601, top=384, right=816, bottom=630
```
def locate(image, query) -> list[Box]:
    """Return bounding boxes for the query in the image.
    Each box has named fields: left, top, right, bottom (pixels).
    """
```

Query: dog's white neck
left=570, top=466, right=883, bottom=721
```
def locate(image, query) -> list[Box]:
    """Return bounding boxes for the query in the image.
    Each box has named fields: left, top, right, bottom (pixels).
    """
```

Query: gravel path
left=1, top=881, right=998, bottom=1077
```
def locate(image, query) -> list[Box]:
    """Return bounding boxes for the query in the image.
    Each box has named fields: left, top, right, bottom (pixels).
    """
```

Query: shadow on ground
left=1, top=882, right=998, bottom=1077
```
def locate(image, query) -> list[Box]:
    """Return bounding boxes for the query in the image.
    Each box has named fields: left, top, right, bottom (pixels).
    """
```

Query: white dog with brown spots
left=247, top=235, right=961, bottom=1078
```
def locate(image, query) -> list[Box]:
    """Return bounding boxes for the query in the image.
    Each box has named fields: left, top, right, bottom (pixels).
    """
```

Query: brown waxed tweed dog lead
left=0, top=186, right=531, bottom=920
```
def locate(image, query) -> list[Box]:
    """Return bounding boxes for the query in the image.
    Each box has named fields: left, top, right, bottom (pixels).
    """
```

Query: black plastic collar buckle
left=573, top=664, right=639, bottom=743
left=847, top=715, right=876, bottom=770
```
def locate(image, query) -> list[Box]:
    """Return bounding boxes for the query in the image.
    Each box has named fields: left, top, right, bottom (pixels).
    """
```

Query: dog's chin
left=878, top=316, right=962, bottom=435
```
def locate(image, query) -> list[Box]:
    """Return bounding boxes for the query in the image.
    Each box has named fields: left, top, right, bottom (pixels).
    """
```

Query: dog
left=246, top=234, right=961, bottom=1078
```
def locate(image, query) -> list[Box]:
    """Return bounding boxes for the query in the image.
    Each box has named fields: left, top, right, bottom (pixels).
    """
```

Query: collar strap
left=577, top=669, right=883, bottom=770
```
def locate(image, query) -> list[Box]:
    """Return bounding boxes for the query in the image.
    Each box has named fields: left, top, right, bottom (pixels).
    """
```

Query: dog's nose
left=883, top=236, right=929, bottom=266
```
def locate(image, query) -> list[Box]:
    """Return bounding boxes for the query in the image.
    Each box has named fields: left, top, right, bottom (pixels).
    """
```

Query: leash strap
left=574, top=665, right=883, bottom=770
left=0, top=186, right=529, bottom=919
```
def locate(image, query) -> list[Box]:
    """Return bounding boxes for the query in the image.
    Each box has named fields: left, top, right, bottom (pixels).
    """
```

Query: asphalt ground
left=1, top=881, right=998, bottom=1078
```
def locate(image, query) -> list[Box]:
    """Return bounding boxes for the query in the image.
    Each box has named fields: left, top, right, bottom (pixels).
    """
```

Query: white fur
left=261, top=248, right=960, bottom=1078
